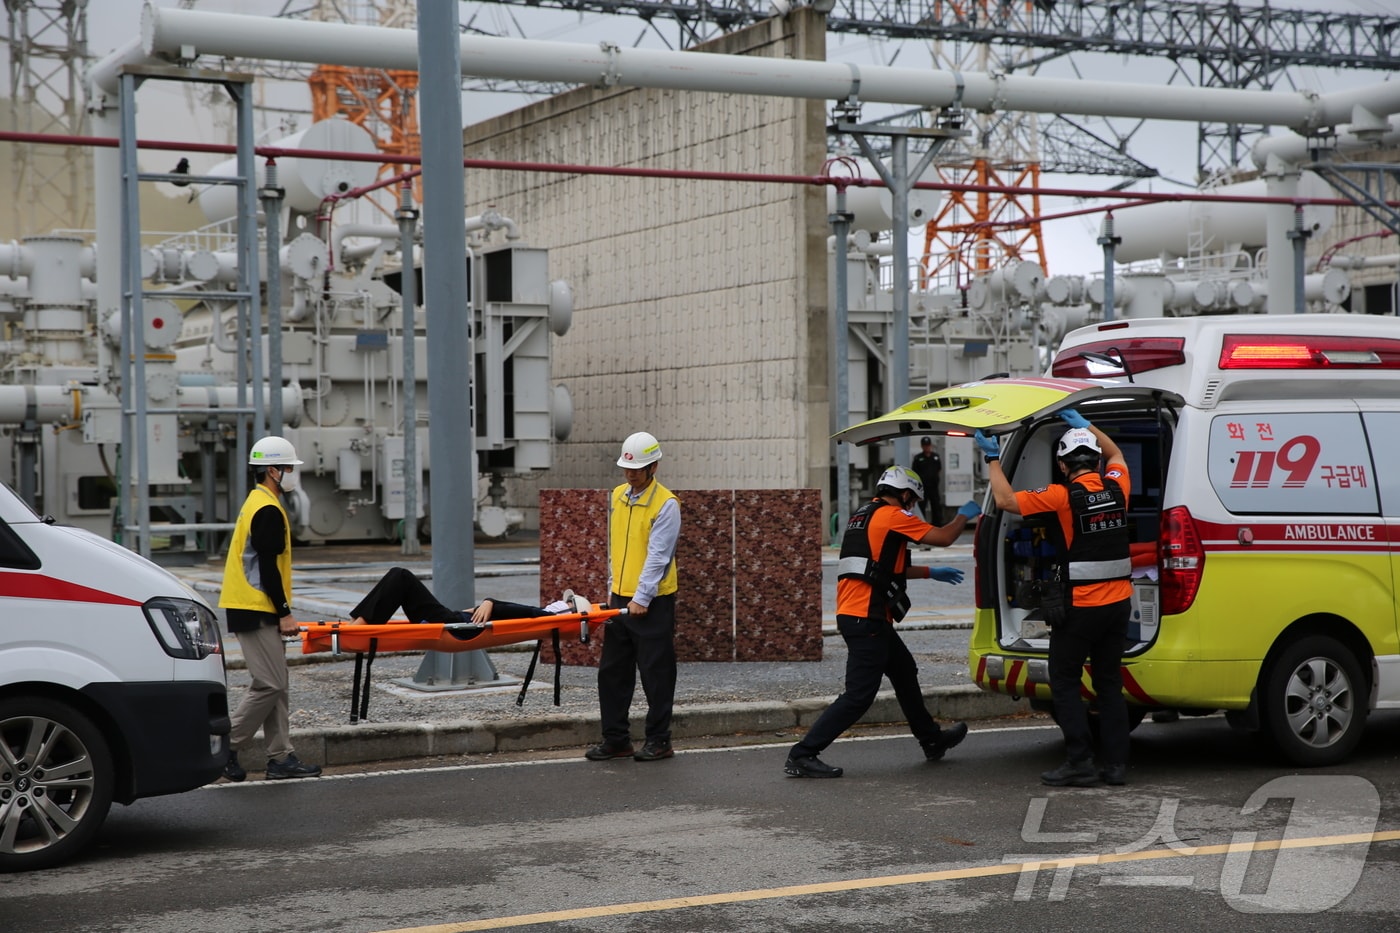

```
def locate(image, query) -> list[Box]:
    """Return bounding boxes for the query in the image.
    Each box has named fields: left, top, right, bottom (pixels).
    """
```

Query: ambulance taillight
left=1050, top=337, right=1186, bottom=378
left=1159, top=505, right=1205, bottom=616
left=1218, top=334, right=1400, bottom=370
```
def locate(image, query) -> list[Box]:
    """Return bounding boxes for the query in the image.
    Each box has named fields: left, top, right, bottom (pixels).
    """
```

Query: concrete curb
left=233, top=684, right=1026, bottom=768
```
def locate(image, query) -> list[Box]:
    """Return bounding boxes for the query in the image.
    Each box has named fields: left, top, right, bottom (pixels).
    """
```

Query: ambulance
left=0, top=481, right=228, bottom=871
left=837, top=314, right=1400, bottom=766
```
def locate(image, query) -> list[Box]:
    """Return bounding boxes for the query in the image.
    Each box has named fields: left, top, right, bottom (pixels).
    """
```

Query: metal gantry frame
left=116, top=65, right=262, bottom=558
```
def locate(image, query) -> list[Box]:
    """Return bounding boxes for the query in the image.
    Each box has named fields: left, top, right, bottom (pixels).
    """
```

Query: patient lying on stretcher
left=348, top=567, right=591, bottom=639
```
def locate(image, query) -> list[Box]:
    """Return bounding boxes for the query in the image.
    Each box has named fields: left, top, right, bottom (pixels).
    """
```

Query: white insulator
left=285, top=233, right=327, bottom=280
left=1229, top=280, right=1264, bottom=310
left=825, top=159, right=944, bottom=234
left=552, top=384, right=573, bottom=441
left=1086, top=276, right=1138, bottom=308
left=199, top=120, right=379, bottom=223
left=1305, top=268, right=1351, bottom=305
left=548, top=279, right=573, bottom=336
left=1044, top=275, right=1084, bottom=305
left=185, top=250, right=222, bottom=283
left=476, top=505, right=525, bottom=538
left=23, top=236, right=86, bottom=307
left=1110, top=172, right=1335, bottom=264
left=337, top=449, right=362, bottom=491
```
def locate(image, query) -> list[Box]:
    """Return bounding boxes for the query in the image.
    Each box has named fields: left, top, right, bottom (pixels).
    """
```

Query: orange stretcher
left=298, top=606, right=625, bottom=723
left=299, top=607, right=622, bottom=656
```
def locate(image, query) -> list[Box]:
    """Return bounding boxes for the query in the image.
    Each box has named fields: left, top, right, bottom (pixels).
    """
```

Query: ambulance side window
left=1363, top=412, right=1400, bottom=518
left=1207, top=413, right=1378, bottom=515
left=0, top=520, right=41, bottom=570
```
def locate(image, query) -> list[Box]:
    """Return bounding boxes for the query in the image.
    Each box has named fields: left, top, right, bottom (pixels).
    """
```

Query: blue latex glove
left=973, top=430, right=1000, bottom=459
left=957, top=500, right=982, bottom=520
left=929, top=566, right=965, bottom=585
left=1059, top=408, right=1091, bottom=429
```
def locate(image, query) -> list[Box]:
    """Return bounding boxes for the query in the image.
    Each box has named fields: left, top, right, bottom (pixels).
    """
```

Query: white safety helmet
left=876, top=465, right=924, bottom=501
left=616, top=431, right=662, bottom=468
left=1056, top=427, right=1101, bottom=460
left=249, top=435, right=303, bottom=467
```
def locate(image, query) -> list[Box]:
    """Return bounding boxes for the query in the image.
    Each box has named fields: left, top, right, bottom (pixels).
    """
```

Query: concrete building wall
left=462, top=11, right=831, bottom=502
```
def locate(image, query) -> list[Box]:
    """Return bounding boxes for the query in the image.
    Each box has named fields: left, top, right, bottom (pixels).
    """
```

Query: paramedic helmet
left=617, top=431, right=662, bottom=468
left=1056, top=428, right=1101, bottom=465
left=248, top=435, right=303, bottom=467
left=875, top=465, right=924, bottom=503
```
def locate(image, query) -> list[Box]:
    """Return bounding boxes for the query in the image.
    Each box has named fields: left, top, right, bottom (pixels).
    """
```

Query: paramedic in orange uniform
left=979, top=410, right=1133, bottom=788
left=784, top=466, right=980, bottom=778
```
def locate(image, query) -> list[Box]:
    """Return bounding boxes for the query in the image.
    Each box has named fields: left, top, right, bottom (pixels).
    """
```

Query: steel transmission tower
left=920, top=15, right=1047, bottom=284
left=4, top=0, right=90, bottom=237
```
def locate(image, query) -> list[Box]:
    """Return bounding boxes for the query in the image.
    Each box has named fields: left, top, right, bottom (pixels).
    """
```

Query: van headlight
left=144, top=597, right=224, bottom=660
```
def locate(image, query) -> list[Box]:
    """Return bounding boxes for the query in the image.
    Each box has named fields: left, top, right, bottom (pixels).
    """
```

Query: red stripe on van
left=0, top=571, right=143, bottom=607
left=1192, top=518, right=1396, bottom=554
left=1119, top=667, right=1157, bottom=705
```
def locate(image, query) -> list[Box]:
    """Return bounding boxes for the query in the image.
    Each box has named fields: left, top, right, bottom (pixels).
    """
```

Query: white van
left=0, top=481, right=228, bottom=871
left=838, top=314, right=1400, bottom=766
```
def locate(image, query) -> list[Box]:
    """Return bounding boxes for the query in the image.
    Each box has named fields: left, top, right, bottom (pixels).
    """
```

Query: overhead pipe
left=138, top=4, right=1400, bottom=133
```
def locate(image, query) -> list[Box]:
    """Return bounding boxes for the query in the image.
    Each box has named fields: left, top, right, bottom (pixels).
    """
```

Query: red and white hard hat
left=616, top=431, right=662, bottom=468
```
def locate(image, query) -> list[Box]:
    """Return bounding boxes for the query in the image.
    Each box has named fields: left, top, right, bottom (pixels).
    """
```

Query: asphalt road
left=6, top=714, right=1400, bottom=933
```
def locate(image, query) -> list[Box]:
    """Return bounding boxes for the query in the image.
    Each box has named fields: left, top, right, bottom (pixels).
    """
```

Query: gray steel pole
left=1099, top=214, right=1121, bottom=322
left=233, top=82, right=264, bottom=440
left=397, top=180, right=422, bottom=556
left=411, top=0, right=498, bottom=687
left=830, top=186, right=853, bottom=546
left=261, top=159, right=285, bottom=433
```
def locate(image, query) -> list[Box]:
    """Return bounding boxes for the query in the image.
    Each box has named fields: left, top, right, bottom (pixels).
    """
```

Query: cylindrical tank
left=825, top=159, right=944, bottom=234
left=199, top=119, right=380, bottom=223
left=1109, top=171, right=1335, bottom=264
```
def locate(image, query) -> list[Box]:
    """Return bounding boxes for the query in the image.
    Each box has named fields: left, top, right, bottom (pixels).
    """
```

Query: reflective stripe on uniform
left=1067, top=557, right=1133, bottom=580
left=838, top=556, right=877, bottom=578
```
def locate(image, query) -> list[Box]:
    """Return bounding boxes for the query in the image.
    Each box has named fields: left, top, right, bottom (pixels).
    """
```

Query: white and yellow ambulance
left=837, top=313, right=1400, bottom=766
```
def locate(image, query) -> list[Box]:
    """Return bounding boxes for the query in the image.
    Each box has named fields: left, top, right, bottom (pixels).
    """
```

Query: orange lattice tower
left=920, top=0, right=1047, bottom=287
left=307, top=63, right=422, bottom=210
left=922, top=158, right=1046, bottom=286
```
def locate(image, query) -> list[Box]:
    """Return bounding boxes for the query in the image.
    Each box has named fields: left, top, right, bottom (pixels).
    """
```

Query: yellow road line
left=381, top=829, right=1400, bottom=932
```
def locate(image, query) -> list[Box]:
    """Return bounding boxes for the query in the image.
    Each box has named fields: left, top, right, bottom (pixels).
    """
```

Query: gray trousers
left=228, top=622, right=293, bottom=760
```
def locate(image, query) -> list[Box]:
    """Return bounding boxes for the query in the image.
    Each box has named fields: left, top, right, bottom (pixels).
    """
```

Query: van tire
left=1261, top=636, right=1367, bottom=767
left=0, top=697, right=115, bottom=872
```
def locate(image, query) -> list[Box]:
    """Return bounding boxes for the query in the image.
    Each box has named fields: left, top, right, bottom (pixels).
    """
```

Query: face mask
left=273, top=467, right=299, bottom=492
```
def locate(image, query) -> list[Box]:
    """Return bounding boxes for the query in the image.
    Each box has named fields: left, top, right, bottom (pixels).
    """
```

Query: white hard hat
left=617, top=431, right=662, bottom=468
left=876, top=465, right=924, bottom=501
left=1056, top=428, right=1101, bottom=459
left=249, top=435, right=303, bottom=467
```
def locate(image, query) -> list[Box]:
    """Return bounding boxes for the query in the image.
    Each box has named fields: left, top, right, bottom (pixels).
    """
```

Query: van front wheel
left=1262, top=636, right=1366, bottom=767
left=0, top=698, right=115, bottom=872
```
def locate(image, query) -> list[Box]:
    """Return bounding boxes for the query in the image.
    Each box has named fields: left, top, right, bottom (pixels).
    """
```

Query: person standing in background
left=911, top=437, right=944, bottom=524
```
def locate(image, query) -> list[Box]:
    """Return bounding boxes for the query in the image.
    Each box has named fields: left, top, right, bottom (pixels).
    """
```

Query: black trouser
left=349, top=566, right=542, bottom=625
left=597, top=592, right=677, bottom=745
left=1047, top=597, right=1132, bottom=767
left=790, top=614, right=946, bottom=759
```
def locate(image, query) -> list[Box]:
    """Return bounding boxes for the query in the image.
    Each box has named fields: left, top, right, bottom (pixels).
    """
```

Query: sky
left=51, top=0, right=1400, bottom=277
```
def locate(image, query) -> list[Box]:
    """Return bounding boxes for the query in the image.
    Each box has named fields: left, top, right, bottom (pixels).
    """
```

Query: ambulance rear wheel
left=1262, top=635, right=1366, bottom=767
left=0, top=697, right=115, bottom=873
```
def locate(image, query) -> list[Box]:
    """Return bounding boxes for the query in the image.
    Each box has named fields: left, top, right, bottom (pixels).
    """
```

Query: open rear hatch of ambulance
left=833, top=376, right=1182, bottom=446
left=836, top=376, right=1184, bottom=659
